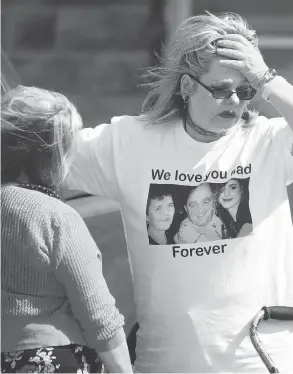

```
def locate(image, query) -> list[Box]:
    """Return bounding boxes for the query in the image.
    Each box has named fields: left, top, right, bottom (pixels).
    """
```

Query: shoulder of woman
left=79, top=115, right=142, bottom=144
left=51, top=203, right=100, bottom=257
left=51, top=201, right=86, bottom=229
left=110, top=114, right=146, bottom=130
left=241, top=115, right=289, bottom=146
left=104, top=115, right=151, bottom=145
left=2, top=185, right=65, bottom=216
left=254, top=115, right=288, bottom=135
left=111, top=114, right=175, bottom=133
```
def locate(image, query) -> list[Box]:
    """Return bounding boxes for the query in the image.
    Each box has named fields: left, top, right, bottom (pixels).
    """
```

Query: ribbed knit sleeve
left=51, top=209, right=126, bottom=353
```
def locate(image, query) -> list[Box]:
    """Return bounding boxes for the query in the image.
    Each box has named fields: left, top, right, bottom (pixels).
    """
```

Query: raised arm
left=52, top=209, right=132, bottom=373
left=216, top=35, right=293, bottom=129
left=66, top=120, right=120, bottom=199
left=260, top=76, right=293, bottom=129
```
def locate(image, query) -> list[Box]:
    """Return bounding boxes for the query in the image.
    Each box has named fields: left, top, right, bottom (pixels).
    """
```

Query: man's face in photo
left=185, top=184, right=214, bottom=227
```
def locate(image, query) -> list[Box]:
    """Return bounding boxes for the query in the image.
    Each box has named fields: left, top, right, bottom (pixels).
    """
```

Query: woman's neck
left=228, top=206, right=238, bottom=221
left=185, top=124, right=218, bottom=143
left=148, top=226, right=167, bottom=245
left=184, top=111, right=229, bottom=143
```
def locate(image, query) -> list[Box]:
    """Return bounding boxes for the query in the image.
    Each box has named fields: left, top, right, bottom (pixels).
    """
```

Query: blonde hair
left=141, top=12, right=258, bottom=125
left=1, top=85, right=82, bottom=187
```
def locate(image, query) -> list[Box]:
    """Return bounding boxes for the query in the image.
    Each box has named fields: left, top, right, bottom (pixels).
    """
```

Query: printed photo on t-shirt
left=146, top=178, right=253, bottom=245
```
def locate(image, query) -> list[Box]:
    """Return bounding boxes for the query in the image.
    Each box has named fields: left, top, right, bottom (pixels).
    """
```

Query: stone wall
left=2, top=0, right=153, bottom=125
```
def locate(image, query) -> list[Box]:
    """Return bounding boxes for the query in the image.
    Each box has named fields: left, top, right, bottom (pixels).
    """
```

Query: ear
left=180, top=74, right=195, bottom=97
left=146, top=214, right=149, bottom=224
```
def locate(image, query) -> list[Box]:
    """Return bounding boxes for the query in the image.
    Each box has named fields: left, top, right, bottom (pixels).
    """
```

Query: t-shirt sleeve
left=269, top=117, right=293, bottom=185
left=52, top=209, right=126, bottom=353
left=66, top=116, right=126, bottom=200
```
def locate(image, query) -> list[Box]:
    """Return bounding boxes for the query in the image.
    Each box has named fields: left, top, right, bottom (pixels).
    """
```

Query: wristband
left=258, top=68, right=277, bottom=93
left=261, top=75, right=282, bottom=101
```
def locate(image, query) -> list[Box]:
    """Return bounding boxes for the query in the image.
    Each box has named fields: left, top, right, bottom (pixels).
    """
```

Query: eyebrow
left=211, top=79, right=248, bottom=86
left=223, top=183, right=238, bottom=189
left=152, top=203, right=163, bottom=209
left=153, top=199, right=173, bottom=206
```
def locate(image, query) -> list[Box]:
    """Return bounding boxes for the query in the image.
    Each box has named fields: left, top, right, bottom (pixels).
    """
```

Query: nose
left=226, top=91, right=240, bottom=106
left=164, top=207, right=172, bottom=217
left=223, top=188, right=229, bottom=197
left=197, top=205, right=205, bottom=216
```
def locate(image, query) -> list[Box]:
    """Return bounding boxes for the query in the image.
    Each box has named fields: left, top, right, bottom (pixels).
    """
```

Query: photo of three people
left=146, top=179, right=253, bottom=245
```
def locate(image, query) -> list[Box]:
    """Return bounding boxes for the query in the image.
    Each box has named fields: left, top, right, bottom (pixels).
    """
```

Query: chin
left=215, top=117, right=239, bottom=129
left=192, top=219, right=209, bottom=227
left=158, top=224, right=171, bottom=230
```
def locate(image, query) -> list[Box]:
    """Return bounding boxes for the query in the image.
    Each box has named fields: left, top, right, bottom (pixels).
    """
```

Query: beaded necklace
left=18, top=183, right=63, bottom=201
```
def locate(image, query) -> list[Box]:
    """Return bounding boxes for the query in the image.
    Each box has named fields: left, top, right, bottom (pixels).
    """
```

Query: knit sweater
left=1, top=185, right=126, bottom=353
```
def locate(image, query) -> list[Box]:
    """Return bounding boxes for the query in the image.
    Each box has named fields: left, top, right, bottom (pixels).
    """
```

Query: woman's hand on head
left=215, top=34, right=269, bottom=89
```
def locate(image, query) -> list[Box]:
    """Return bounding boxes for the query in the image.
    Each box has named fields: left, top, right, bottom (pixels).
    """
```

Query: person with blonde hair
left=67, top=12, right=293, bottom=373
left=1, top=86, right=132, bottom=373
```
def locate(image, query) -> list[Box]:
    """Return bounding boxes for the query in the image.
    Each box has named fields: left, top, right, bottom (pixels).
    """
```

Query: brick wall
left=2, top=0, right=153, bottom=126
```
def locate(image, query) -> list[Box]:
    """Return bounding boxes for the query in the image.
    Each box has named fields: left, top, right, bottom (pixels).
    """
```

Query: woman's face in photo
left=219, top=179, right=242, bottom=210
left=147, top=195, right=175, bottom=231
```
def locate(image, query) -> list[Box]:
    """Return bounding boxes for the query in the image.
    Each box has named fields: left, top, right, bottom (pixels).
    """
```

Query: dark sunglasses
left=188, top=74, right=256, bottom=100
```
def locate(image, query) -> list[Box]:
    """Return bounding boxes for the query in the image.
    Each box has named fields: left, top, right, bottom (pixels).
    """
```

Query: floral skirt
left=1, top=344, right=104, bottom=373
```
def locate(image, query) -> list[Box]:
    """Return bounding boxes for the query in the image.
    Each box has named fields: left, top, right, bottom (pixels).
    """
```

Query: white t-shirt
left=67, top=115, right=293, bottom=373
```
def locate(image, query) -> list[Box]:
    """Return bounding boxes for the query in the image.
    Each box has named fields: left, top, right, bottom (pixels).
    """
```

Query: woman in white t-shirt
left=67, top=11, right=293, bottom=373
